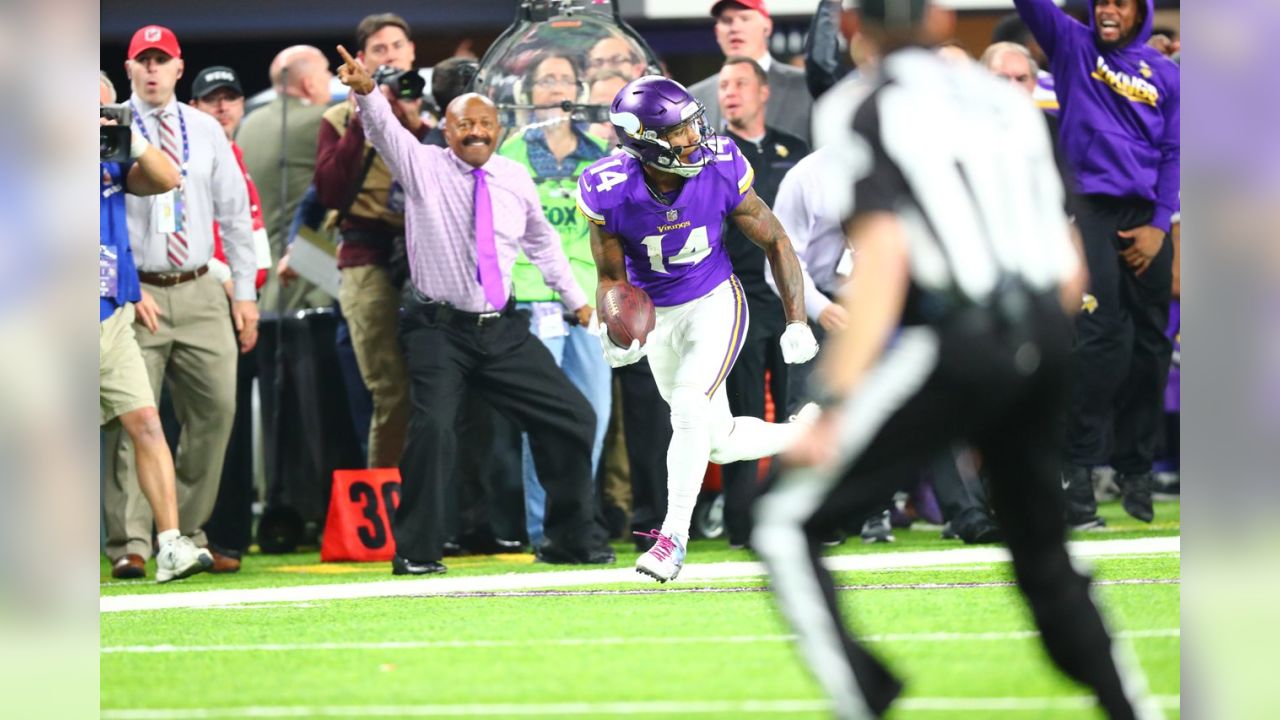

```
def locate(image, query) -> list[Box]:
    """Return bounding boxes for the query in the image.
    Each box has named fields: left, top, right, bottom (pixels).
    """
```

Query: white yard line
left=100, top=628, right=1179, bottom=655
left=101, top=695, right=1181, bottom=718
left=100, top=536, right=1178, bottom=614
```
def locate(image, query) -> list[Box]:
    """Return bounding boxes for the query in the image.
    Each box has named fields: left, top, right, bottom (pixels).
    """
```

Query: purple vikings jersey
left=577, top=137, right=755, bottom=307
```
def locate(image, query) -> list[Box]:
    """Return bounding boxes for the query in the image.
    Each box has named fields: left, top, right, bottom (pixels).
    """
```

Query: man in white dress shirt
left=103, top=24, right=260, bottom=572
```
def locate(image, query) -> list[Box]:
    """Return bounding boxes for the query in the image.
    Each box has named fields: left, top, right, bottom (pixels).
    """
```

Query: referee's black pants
left=722, top=292, right=788, bottom=546
left=1067, top=195, right=1173, bottom=473
left=395, top=292, right=603, bottom=563
left=754, top=296, right=1150, bottom=720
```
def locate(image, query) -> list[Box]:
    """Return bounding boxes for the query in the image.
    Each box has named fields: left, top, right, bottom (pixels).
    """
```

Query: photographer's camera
left=373, top=65, right=426, bottom=101
left=100, top=103, right=133, bottom=163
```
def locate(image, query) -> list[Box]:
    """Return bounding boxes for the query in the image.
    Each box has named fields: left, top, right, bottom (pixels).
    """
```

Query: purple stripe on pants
left=706, top=275, right=750, bottom=397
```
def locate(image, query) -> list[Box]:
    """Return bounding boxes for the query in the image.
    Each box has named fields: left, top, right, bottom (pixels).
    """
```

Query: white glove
left=207, top=257, right=233, bottom=284
left=129, top=127, right=150, bottom=160
left=600, top=332, right=646, bottom=368
left=779, top=322, right=819, bottom=364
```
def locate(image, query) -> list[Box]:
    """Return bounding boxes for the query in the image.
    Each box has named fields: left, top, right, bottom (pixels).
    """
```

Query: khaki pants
left=339, top=264, right=408, bottom=468
left=103, top=273, right=238, bottom=559
left=100, top=304, right=155, bottom=426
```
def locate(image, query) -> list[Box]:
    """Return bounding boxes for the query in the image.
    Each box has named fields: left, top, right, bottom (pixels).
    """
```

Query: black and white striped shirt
left=817, top=48, right=1078, bottom=325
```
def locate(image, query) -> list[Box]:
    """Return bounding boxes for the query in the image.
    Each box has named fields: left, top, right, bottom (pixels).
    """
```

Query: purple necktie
left=471, top=168, right=506, bottom=310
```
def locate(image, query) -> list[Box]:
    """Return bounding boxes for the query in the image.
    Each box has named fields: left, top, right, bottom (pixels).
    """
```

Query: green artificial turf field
left=101, top=499, right=1180, bottom=718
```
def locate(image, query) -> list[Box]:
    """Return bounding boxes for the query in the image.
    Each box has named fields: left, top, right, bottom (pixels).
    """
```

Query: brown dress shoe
left=111, top=554, right=146, bottom=579
left=205, top=548, right=241, bottom=573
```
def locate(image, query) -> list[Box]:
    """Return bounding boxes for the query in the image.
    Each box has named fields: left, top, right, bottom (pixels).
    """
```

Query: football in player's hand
left=600, top=283, right=656, bottom=348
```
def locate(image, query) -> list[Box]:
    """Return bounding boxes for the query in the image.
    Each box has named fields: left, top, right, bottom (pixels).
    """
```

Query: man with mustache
left=1014, top=0, right=1180, bottom=528
left=335, top=45, right=616, bottom=574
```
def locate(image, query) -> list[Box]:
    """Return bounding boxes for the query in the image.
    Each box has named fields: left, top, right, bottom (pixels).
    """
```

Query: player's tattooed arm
left=731, top=188, right=807, bottom=324
left=589, top=223, right=629, bottom=308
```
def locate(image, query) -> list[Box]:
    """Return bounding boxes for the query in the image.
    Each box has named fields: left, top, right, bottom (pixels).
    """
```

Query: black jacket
left=722, top=127, right=811, bottom=307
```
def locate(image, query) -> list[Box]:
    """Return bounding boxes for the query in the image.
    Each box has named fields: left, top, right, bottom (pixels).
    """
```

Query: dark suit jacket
left=689, top=59, right=814, bottom=145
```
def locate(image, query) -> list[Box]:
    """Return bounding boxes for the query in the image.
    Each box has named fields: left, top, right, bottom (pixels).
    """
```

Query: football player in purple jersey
left=578, top=75, right=818, bottom=582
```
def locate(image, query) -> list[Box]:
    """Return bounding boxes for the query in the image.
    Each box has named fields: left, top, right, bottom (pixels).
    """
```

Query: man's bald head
left=270, top=45, right=333, bottom=104
left=445, top=93, right=495, bottom=121
left=444, top=93, right=500, bottom=168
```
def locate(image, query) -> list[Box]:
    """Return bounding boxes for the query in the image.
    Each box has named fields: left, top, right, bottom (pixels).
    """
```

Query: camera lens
left=100, top=126, right=132, bottom=163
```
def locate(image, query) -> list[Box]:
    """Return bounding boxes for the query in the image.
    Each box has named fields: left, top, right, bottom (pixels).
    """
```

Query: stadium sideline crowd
left=100, top=0, right=1180, bottom=584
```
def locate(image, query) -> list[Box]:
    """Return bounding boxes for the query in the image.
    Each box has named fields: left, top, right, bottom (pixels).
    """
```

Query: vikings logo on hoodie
left=1013, top=0, right=1180, bottom=233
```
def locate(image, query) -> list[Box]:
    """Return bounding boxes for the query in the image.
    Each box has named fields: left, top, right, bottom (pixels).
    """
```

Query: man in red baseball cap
left=711, top=0, right=770, bottom=20
left=687, top=0, right=813, bottom=144
left=105, top=22, right=261, bottom=581
left=126, top=25, right=185, bottom=109
left=711, top=0, right=772, bottom=59
left=128, top=24, right=182, bottom=60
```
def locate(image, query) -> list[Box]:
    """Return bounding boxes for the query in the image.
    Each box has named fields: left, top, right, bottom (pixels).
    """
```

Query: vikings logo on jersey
left=577, top=135, right=755, bottom=307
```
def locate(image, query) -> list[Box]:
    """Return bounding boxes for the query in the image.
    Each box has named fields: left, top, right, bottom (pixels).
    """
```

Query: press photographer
left=100, top=70, right=212, bottom=582
left=311, top=13, right=429, bottom=470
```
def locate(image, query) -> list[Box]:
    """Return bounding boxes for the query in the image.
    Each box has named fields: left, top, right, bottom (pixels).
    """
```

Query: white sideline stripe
left=100, top=536, right=1178, bottom=613
left=101, top=628, right=1178, bottom=655
left=101, top=695, right=1181, bottom=718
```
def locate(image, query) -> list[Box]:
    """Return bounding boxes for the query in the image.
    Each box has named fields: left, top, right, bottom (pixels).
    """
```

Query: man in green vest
left=496, top=50, right=612, bottom=547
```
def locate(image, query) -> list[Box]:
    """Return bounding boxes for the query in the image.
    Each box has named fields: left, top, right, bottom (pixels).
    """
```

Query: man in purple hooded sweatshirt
left=1014, top=0, right=1179, bottom=528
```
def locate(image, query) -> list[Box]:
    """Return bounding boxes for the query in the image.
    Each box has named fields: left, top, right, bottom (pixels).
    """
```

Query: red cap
left=128, top=25, right=182, bottom=60
left=711, top=0, right=770, bottom=18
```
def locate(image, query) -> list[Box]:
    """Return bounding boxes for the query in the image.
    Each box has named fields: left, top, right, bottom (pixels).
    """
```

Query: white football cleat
left=155, top=535, right=214, bottom=584
left=634, top=530, right=686, bottom=583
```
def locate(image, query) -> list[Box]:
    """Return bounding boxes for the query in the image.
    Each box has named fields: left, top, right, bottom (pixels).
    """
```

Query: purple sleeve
left=723, top=138, right=755, bottom=213
left=1012, top=0, right=1078, bottom=61
left=576, top=170, right=609, bottom=231
left=354, top=90, right=433, bottom=198
left=1152, top=73, right=1180, bottom=233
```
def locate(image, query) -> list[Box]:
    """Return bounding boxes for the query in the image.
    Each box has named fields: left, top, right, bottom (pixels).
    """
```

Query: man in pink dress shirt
left=335, top=46, right=615, bottom=574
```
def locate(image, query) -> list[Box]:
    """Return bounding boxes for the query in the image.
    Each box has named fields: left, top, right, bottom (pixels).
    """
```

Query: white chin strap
left=653, top=161, right=706, bottom=178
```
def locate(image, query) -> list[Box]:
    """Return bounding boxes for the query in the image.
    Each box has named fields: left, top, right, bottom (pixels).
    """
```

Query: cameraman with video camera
left=313, top=13, right=428, bottom=470
left=100, top=71, right=212, bottom=582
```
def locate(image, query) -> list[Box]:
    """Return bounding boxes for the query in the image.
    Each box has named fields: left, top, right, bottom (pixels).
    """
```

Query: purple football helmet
left=609, top=76, right=716, bottom=177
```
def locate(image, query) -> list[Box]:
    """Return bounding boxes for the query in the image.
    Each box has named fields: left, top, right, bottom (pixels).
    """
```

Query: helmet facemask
left=613, top=100, right=718, bottom=178
left=648, top=106, right=716, bottom=177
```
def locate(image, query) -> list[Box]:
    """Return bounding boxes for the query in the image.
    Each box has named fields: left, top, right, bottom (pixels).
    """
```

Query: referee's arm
left=813, top=121, right=912, bottom=401
left=816, top=212, right=909, bottom=400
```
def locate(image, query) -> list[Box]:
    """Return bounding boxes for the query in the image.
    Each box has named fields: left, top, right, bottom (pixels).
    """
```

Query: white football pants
left=645, top=276, right=805, bottom=541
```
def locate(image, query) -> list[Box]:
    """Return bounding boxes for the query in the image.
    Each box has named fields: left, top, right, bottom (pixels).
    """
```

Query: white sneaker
left=634, top=530, right=686, bottom=583
left=156, top=536, right=214, bottom=584
left=789, top=401, right=822, bottom=424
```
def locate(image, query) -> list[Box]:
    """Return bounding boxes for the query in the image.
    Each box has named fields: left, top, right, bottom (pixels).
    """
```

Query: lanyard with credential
left=130, top=101, right=189, bottom=177
left=131, top=101, right=189, bottom=233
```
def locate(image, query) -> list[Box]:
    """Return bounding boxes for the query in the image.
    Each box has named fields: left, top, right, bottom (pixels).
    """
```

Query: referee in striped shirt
left=753, top=2, right=1159, bottom=718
